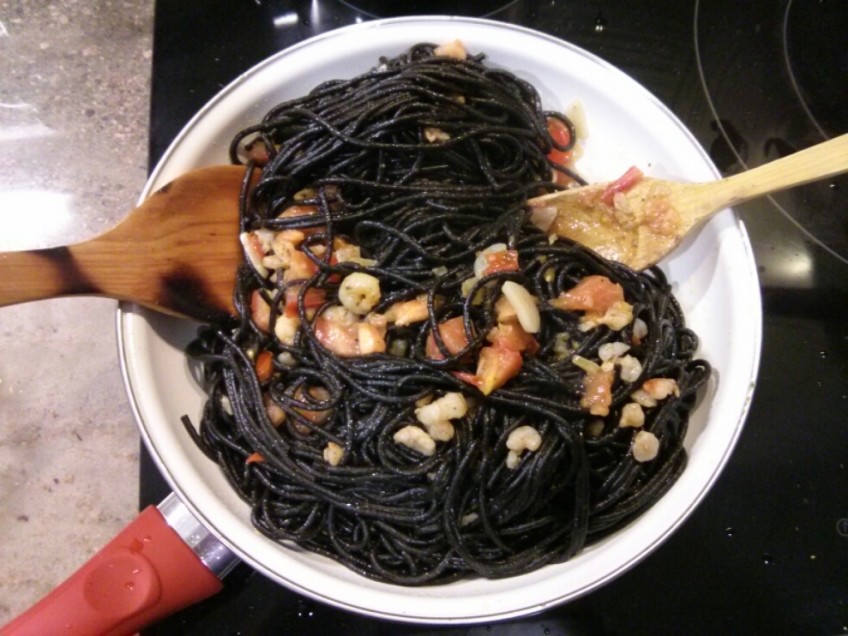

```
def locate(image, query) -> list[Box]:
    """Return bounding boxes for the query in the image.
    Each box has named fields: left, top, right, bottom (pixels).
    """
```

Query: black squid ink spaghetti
left=183, top=41, right=711, bottom=584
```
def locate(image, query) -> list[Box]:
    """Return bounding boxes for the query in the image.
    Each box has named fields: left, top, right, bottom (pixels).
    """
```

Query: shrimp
left=338, top=272, right=381, bottom=315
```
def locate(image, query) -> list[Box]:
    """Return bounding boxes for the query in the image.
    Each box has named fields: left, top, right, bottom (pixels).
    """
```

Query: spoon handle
left=0, top=165, right=247, bottom=319
left=695, top=133, right=848, bottom=214
left=0, top=238, right=162, bottom=310
left=0, top=246, right=95, bottom=307
left=0, top=236, right=226, bottom=319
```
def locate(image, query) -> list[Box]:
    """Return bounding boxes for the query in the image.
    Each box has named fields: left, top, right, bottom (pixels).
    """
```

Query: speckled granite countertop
left=0, top=0, right=153, bottom=623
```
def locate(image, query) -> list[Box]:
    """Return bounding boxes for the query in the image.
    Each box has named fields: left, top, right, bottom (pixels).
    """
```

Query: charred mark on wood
left=36, top=246, right=99, bottom=295
left=160, top=268, right=231, bottom=323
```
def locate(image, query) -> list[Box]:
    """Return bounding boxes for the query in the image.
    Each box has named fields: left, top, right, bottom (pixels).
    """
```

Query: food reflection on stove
left=709, top=120, right=748, bottom=174
left=764, top=137, right=797, bottom=160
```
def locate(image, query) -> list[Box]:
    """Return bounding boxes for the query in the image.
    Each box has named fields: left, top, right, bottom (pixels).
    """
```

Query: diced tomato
left=580, top=369, right=614, bottom=416
left=284, top=250, right=319, bottom=283
left=477, top=345, right=523, bottom=394
left=277, top=229, right=306, bottom=246
left=325, top=252, right=342, bottom=284
left=482, top=249, right=520, bottom=276
left=246, top=451, right=266, bottom=464
left=250, top=290, right=272, bottom=333
left=284, top=286, right=326, bottom=317
left=279, top=204, right=318, bottom=218
left=550, top=275, right=625, bottom=315
left=599, top=166, right=644, bottom=206
left=454, top=345, right=523, bottom=395
left=254, top=350, right=274, bottom=383
left=314, top=314, right=359, bottom=357
left=453, top=371, right=480, bottom=388
left=263, top=393, right=286, bottom=427
left=278, top=204, right=325, bottom=237
left=546, top=117, right=572, bottom=166
left=386, top=297, right=429, bottom=326
left=357, top=322, right=387, bottom=355
left=293, top=386, right=333, bottom=425
left=425, top=316, right=471, bottom=360
left=547, top=117, right=574, bottom=186
left=486, top=322, right=539, bottom=355
left=245, top=141, right=270, bottom=166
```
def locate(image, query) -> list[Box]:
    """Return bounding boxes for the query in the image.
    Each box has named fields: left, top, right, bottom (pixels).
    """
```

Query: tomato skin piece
left=325, top=252, right=342, bottom=284
left=284, top=251, right=320, bottom=283
left=279, top=204, right=319, bottom=218
left=546, top=117, right=572, bottom=164
left=246, top=141, right=270, bottom=166
left=546, top=117, right=574, bottom=185
left=313, top=314, right=359, bottom=357
left=453, top=371, right=482, bottom=390
left=477, top=346, right=523, bottom=395
left=284, top=287, right=326, bottom=317
left=550, top=275, right=624, bottom=315
left=426, top=316, right=471, bottom=360
left=254, top=350, right=274, bottom=382
left=250, top=290, right=273, bottom=332
left=293, top=386, right=333, bottom=425
left=454, top=345, right=523, bottom=395
left=486, top=322, right=539, bottom=355
left=599, top=166, right=644, bottom=206
left=246, top=451, right=266, bottom=464
left=482, top=250, right=520, bottom=276
left=278, top=204, right=326, bottom=238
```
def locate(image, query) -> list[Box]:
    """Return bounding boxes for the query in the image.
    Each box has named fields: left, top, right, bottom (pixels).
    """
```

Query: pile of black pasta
left=184, top=43, right=710, bottom=584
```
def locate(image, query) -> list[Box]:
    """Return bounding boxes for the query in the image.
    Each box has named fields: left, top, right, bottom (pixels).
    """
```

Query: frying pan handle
left=1, top=494, right=239, bottom=636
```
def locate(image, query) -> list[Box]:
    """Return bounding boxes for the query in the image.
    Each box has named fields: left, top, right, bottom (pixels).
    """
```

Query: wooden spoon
left=528, top=133, right=848, bottom=270
left=2, top=135, right=844, bottom=322
left=0, top=165, right=248, bottom=322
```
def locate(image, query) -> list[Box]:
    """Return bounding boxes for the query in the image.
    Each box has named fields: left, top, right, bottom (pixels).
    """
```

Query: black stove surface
left=694, top=0, right=848, bottom=264
left=141, top=2, right=848, bottom=634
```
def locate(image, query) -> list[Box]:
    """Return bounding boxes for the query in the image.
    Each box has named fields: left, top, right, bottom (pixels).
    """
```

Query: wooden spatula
left=2, top=135, right=844, bottom=322
left=0, top=165, right=247, bottom=322
left=528, top=133, right=848, bottom=270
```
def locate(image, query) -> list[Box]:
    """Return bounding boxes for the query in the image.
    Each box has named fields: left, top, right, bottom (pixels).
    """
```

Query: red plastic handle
left=1, top=505, right=223, bottom=636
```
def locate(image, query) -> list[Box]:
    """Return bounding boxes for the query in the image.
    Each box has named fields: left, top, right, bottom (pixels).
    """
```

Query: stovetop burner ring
left=693, top=0, right=848, bottom=266
left=337, top=0, right=520, bottom=18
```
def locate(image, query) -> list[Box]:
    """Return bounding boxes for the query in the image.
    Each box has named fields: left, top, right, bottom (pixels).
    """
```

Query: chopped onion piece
left=500, top=281, right=540, bottom=333
left=572, top=354, right=601, bottom=374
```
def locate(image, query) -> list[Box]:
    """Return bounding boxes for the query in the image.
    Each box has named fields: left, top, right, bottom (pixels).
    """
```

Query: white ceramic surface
left=117, top=17, right=762, bottom=624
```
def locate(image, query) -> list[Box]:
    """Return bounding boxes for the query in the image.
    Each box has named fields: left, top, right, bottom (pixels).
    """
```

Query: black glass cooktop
left=339, top=0, right=519, bottom=16
left=141, top=2, right=848, bottom=633
left=694, top=0, right=848, bottom=264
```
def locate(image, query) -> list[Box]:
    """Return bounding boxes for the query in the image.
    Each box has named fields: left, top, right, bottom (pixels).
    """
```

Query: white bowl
left=118, top=16, right=761, bottom=624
